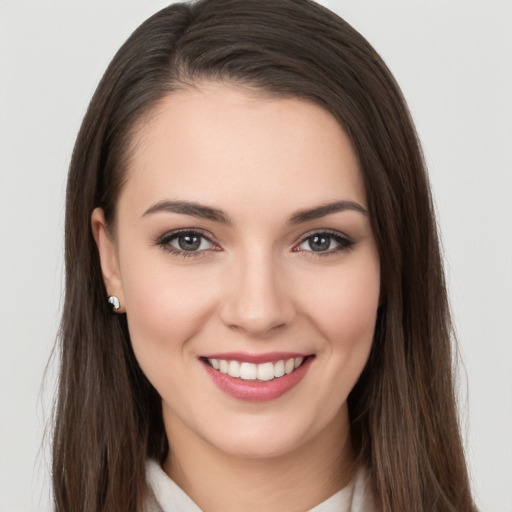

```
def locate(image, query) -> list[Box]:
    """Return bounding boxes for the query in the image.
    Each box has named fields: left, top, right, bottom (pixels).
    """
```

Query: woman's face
left=93, top=84, right=380, bottom=461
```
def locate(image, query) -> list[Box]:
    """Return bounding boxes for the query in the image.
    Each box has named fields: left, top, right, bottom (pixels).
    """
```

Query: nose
left=219, top=250, right=295, bottom=337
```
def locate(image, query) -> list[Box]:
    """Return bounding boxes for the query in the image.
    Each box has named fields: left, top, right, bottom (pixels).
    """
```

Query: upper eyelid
left=155, top=229, right=219, bottom=259
left=296, top=228, right=351, bottom=242
left=155, top=229, right=220, bottom=253
left=157, top=228, right=216, bottom=242
left=293, top=229, right=354, bottom=253
left=155, top=228, right=352, bottom=250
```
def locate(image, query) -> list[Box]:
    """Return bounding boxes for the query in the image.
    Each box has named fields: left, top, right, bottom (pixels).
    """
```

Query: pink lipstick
left=200, top=353, right=313, bottom=402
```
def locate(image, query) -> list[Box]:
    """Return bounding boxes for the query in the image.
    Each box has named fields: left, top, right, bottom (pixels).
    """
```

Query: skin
left=92, top=84, right=380, bottom=512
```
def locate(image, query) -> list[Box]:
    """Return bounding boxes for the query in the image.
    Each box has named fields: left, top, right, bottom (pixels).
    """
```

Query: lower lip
left=202, top=357, right=313, bottom=402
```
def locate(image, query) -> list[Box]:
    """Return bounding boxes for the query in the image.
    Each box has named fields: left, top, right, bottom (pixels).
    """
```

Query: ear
left=91, top=207, right=125, bottom=312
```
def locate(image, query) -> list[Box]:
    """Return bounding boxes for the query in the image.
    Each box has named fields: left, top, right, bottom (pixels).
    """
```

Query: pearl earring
left=108, top=296, right=120, bottom=311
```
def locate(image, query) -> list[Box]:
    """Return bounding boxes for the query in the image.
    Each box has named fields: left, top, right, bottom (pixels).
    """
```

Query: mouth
left=200, top=353, right=314, bottom=401
left=202, top=356, right=308, bottom=382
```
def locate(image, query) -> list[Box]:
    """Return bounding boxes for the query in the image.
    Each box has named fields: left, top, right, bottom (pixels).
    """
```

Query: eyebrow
left=288, top=200, right=368, bottom=224
left=142, top=199, right=367, bottom=225
left=143, top=200, right=232, bottom=224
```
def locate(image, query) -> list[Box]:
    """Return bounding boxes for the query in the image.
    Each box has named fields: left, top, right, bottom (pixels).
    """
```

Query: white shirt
left=145, top=460, right=375, bottom=512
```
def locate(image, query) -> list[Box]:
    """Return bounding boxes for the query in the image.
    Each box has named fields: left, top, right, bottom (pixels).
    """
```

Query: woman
left=53, top=0, right=477, bottom=510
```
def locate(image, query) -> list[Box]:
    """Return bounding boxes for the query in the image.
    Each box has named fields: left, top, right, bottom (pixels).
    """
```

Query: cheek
left=305, top=259, right=380, bottom=345
left=298, top=253, right=380, bottom=405
left=118, top=249, right=218, bottom=365
left=322, top=284, right=379, bottom=346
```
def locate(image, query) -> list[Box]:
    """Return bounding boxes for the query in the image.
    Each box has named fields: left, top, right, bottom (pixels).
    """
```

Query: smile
left=206, top=357, right=304, bottom=381
left=201, top=353, right=313, bottom=401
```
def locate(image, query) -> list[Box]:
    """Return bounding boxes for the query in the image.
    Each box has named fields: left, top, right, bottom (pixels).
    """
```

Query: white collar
left=145, top=459, right=374, bottom=512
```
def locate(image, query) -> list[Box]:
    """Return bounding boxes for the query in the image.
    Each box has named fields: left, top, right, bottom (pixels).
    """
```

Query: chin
left=198, top=415, right=322, bottom=461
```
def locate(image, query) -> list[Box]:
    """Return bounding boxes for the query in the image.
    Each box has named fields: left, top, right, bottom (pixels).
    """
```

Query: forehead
left=120, top=84, right=366, bottom=218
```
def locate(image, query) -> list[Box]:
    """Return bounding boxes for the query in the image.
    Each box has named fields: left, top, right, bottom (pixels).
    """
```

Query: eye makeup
left=154, top=229, right=220, bottom=259
left=293, top=229, right=355, bottom=257
left=154, top=226, right=355, bottom=260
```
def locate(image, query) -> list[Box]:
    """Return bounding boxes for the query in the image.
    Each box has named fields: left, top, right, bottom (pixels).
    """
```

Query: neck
left=162, top=407, right=356, bottom=512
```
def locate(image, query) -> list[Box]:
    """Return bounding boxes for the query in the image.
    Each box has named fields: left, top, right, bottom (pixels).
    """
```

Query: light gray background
left=1, top=1, right=511, bottom=511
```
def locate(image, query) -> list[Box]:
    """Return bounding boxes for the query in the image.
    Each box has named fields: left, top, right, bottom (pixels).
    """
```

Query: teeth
left=240, top=362, right=257, bottom=380
left=207, top=357, right=304, bottom=381
left=257, top=362, right=275, bottom=381
left=274, top=360, right=285, bottom=377
left=228, top=360, right=241, bottom=378
left=219, top=359, right=229, bottom=374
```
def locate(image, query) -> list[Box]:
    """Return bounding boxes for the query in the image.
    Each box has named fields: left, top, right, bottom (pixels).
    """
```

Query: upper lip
left=200, top=352, right=311, bottom=364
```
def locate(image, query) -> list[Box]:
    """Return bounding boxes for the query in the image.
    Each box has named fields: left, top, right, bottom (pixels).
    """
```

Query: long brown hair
left=53, top=0, right=477, bottom=510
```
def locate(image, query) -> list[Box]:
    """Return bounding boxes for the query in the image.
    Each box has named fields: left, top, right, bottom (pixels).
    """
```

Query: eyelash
left=294, top=230, right=355, bottom=257
left=155, top=229, right=354, bottom=259
left=155, top=229, right=218, bottom=259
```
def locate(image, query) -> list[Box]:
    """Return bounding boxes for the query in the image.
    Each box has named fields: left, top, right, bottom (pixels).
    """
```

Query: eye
left=156, top=230, right=218, bottom=257
left=171, top=233, right=211, bottom=251
left=295, top=231, right=354, bottom=254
